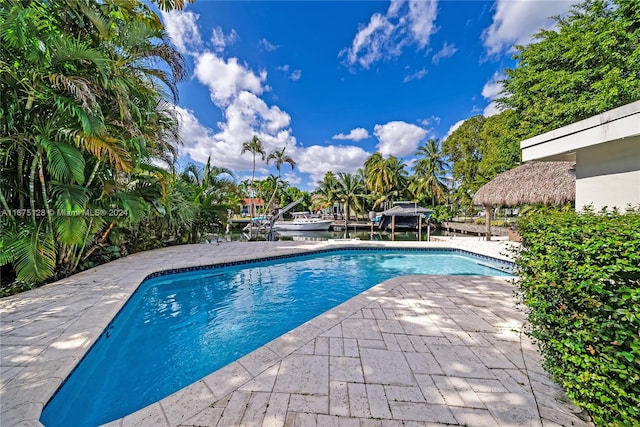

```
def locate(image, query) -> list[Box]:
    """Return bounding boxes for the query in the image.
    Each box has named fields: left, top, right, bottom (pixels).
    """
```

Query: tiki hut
left=472, top=161, right=575, bottom=240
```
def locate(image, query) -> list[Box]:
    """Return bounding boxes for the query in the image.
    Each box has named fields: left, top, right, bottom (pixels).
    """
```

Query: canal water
left=215, top=228, right=447, bottom=242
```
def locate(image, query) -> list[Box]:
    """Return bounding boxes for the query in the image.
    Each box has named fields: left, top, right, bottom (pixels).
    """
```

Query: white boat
left=272, top=212, right=333, bottom=231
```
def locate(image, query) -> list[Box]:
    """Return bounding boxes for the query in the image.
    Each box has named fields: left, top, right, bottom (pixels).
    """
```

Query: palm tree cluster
left=0, top=0, right=236, bottom=292
left=240, top=136, right=297, bottom=215
left=312, top=138, right=449, bottom=223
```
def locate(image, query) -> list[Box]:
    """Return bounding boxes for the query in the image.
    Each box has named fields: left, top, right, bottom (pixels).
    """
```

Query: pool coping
left=1, top=239, right=590, bottom=426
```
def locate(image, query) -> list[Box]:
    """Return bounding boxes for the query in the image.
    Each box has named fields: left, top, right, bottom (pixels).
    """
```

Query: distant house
left=240, top=198, right=265, bottom=217
left=521, top=100, right=640, bottom=211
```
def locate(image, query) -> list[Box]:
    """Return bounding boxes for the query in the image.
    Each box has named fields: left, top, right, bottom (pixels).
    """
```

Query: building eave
left=521, top=100, right=640, bottom=162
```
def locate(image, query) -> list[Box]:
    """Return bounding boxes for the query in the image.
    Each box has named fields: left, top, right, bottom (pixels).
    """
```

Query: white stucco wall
left=575, top=136, right=640, bottom=211
left=521, top=100, right=640, bottom=212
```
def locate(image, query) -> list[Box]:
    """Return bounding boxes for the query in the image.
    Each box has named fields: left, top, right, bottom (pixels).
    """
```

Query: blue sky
left=161, top=0, right=578, bottom=190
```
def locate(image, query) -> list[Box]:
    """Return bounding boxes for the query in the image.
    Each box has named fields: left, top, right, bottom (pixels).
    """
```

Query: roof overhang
left=521, top=100, right=640, bottom=162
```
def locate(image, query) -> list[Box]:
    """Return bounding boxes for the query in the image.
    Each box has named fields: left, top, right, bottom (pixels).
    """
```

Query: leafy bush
left=430, top=205, right=455, bottom=223
left=513, top=207, right=640, bottom=426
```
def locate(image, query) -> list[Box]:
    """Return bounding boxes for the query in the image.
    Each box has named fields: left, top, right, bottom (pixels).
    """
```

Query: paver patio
left=0, top=240, right=594, bottom=426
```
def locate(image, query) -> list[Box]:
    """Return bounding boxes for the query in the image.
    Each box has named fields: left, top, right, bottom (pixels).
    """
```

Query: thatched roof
left=472, top=161, right=575, bottom=206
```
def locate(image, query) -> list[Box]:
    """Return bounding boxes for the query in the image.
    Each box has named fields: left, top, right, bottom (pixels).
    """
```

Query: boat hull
left=273, top=220, right=332, bottom=231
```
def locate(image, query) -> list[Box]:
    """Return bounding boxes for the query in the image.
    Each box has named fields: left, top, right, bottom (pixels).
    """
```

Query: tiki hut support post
left=418, top=215, right=422, bottom=241
left=485, top=205, right=492, bottom=241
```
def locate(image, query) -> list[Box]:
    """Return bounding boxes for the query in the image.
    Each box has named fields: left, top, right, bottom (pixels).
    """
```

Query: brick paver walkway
left=1, top=241, right=593, bottom=426
left=107, top=275, right=591, bottom=427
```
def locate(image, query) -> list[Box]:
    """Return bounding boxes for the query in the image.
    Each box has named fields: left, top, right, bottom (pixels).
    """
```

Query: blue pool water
left=40, top=249, right=511, bottom=427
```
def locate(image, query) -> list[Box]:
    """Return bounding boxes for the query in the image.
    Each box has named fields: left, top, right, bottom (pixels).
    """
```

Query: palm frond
left=50, top=181, right=90, bottom=212
left=66, top=130, right=132, bottom=172
left=49, top=74, right=99, bottom=113
left=54, top=215, right=88, bottom=246
left=75, top=0, right=111, bottom=40
left=42, top=140, right=86, bottom=184
left=2, top=222, right=56, bottom=283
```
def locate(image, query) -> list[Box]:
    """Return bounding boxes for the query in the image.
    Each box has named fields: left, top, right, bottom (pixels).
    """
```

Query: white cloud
left=283, top=171, right=302, bottom=185
left=176, top=54, right=297, bottom=174
left=408, top=0, right=439, bottom=48
left=341, top=12, right=396, bottom=69
left=258, top=38, right=279, bottom=51
left=176, top=100, right=297, bottom=173
left=161, top=10, right=203, bottom=55
left=443, top=119, right=465, bottom=140
left=332, top=128, right=370, bottom=141
left=481, top=72, right=505, bottom=117
left=218, top=91, right=292, bottom=140
left=296, top=145, right=370, bottom=185
left=211, top=27, right=238, bottom=53
left=403, top=67, right=427, bottom=83
left=175, top=106, right=247, bottom=169
left=163, top=16, right=302, bottom=179
left=194, top=53, right=266, bottom=106
left=483, top=102, right=502, bottom=117
left=289, top=69, right=302, bottom=81
left=374, top=121, right=428, bottom=157
left=278, top=65, right=302, bottom=81
left=432, top=41, right=457, bottom=64
left=341, top=0, right=439, bottom=69
left=482, top=0, right=577, bottom=56
left=481, top=74, right=504, bottom=100
left=419, top=116, right=441, bottom=126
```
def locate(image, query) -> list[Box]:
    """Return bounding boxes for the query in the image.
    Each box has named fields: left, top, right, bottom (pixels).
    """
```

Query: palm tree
left=265, top=147, right=295, bottom=212
left=411, top=138, right=449, bottom=206
left=312, top=172, right=339, bottom=214
left=177, top=158, right=236, bottom=243
left=262, top=174, right=290, bottom=214
left=180, top=157, right=234, bottom=197
left=336, top=172, right=365, bottom=235
left=241, top=135, right=265, bottom=217
left=364, top=153, right=409, bottom=209
left=266, top=147, right=296, bottom=180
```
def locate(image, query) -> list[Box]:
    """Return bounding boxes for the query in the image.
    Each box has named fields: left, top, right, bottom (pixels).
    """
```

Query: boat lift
left=244, top=196, right=304, bottom=241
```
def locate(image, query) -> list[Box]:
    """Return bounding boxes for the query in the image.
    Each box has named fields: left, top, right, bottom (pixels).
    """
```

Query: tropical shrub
left=430, top=204, right=455, bottom=223
left=0, top=0, right=191, bottom=292
left=513, top=207, right=640, bottom=426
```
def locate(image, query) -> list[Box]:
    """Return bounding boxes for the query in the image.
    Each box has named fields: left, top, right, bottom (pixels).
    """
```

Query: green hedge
left=513, top=207, right=640, bottom=426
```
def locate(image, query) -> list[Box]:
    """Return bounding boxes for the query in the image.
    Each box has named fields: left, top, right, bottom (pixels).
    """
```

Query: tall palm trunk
left=344, top=204, right=350, bottom=237
left=17, top=145, right=25, bottom=210
left=250, top=154, right=256, bottom=217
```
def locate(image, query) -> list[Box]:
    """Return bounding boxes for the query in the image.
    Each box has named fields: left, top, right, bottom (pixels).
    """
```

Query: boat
left=272, top=212, right=333, bottom=231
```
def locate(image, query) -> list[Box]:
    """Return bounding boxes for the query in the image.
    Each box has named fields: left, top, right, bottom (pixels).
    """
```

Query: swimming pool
left=40, top=249, right=512, bottom=427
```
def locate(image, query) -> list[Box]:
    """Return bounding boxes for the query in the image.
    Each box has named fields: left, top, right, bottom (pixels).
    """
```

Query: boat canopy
left=378, top=201, right=433, bottom=218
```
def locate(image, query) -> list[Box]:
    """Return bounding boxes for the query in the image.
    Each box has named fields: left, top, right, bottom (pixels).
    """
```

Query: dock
left=441, top=221, right=510, bottom=236
left=229, top=218, right=375, bottom=231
